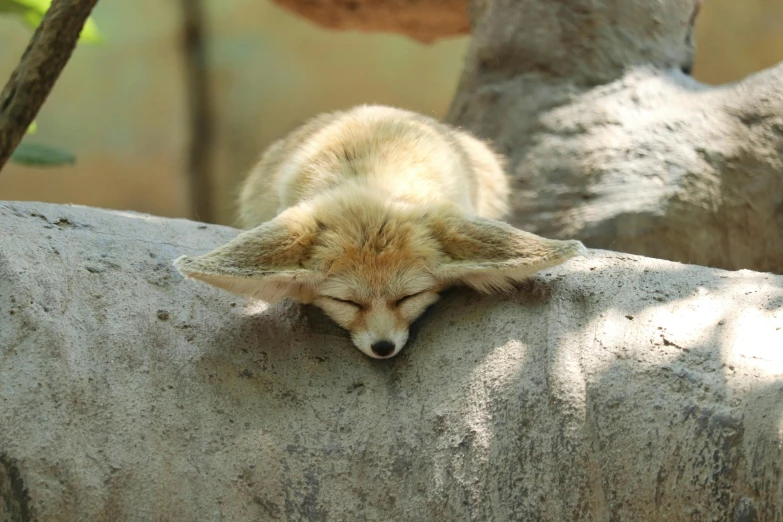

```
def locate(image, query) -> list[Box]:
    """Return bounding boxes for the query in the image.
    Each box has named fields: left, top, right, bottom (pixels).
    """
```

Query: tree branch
left=180, top=0, right=216, bottom=223
left=0, top=0, right=99, bottom=174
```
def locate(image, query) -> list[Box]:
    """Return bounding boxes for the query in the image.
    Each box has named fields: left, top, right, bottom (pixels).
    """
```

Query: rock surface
left=446, top=0, right=783, bottom=273
left=1, top=201, right=782, bottom=521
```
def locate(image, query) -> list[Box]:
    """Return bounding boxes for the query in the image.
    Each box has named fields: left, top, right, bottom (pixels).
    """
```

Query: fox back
left=175, top=105, right=586, bottom=359
left=236, top=105, right=510, bottom=228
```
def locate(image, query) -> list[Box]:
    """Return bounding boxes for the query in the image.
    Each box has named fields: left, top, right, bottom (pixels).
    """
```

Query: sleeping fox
left=174, top=105, right=586, bottom=359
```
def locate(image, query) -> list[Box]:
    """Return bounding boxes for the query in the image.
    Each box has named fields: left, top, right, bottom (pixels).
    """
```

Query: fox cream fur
left=174, top=105, right=586, bottom=359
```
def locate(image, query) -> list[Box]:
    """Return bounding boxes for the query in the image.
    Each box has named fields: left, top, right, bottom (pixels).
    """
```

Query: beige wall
left=0, top=1, right=780, bottom=225
left=694, top=0, right=783, bottom=84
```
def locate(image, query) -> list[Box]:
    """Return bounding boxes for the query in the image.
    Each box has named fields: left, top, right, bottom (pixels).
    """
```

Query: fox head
left=174, top=192, right=585, bottom=359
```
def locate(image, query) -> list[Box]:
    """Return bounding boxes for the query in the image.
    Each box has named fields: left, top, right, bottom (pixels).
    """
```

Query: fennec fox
left=175, top=105, right=585, bottom=359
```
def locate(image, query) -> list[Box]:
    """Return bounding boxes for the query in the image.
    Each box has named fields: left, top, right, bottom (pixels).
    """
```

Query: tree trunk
left=1, top=201, right=781, bottom=521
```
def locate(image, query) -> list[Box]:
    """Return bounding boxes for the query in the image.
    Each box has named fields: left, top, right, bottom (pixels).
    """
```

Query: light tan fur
left=174, top=105, right=586, bottom=359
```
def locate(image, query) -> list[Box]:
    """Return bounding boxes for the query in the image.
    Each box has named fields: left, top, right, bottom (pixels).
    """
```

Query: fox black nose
left=371, top=340, right=395, bottom=357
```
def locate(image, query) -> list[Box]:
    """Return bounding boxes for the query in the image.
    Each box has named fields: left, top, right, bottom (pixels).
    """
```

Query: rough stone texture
left=446, top=0, right=783, bottom=273
left=270, top=0, right=469, bottom=43
left=1, top=200, right=782, bottom=521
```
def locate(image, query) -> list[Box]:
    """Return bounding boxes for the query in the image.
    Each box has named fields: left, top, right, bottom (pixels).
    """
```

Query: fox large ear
left=431, top=215, right=587, bottom=293
left=173, top=217, right=322, bottom=303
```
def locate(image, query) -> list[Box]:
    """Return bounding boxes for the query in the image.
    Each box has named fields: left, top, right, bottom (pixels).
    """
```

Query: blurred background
left=0, top=0, right=782, bottom=226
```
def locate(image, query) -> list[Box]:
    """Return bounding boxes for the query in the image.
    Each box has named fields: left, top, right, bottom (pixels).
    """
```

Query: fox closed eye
left=324, top=293, right=426, bottom=308
left=395, top=291, right=426, bottom=307
left=325, top=296, right=363, bottom=308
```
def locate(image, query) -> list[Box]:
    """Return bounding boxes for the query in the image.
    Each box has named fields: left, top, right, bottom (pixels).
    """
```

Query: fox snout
left=351, top=325, right=410, bottom=360
left=311, top=292, right=430, bottom=359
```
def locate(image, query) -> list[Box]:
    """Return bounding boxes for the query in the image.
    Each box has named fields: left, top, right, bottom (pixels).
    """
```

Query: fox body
left=174, top=105, right=586, bottom=359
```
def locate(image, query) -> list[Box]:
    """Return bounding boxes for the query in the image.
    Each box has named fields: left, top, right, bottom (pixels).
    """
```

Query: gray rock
left=1, top=201, right=782, bottom=521
left=448, top=0, right=783, bottom=273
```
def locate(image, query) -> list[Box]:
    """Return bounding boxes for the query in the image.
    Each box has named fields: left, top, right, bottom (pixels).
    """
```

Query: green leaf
left=0, top=0, right=104, bottom=44
left=0, top=0, right=49, bottom=21
left=79, top=16, right=102, bottom=43
left=11, top=142, right=76, bottom=167
left=26, top=120, right=37, bottom=134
